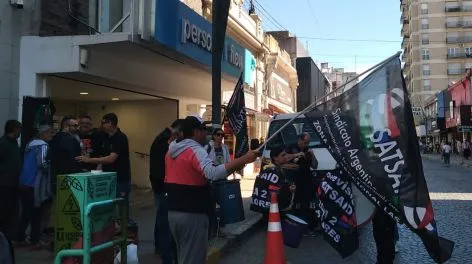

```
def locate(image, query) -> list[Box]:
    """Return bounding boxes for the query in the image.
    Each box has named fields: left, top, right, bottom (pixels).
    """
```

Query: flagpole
left=257, top=51, right=401, bottom=152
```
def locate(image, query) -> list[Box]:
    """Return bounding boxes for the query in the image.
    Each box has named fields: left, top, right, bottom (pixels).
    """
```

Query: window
left=446, top=2, right=461, bottom=12
left=464, top=16, right=472, bottom=27
left=422, top=49, right=430, bottom=60
left=446, top=17, right=460, bottom=28
left=463, top=1, right=472, bottom=12
left=447, top=32, right=460, bottom=43
left=465, top=32, right=472, bottom=43
left=465, top=62, right=472, bottom=69
left=421, top=18, right=429, bottom=29
left=421, top=3, right=428, bottom=14
left=448, top=47, right=461, bottom=57
left=267, top=118, right=321, bottom=150
left=448, top=63, right=462, bottom=74
left=422, top=34, right=429, bottom=44
left=423, top=64, right=430, bottom=76
left=465, top=47, right=472, bottom=57
left=424, top=80, right=431, bottom=91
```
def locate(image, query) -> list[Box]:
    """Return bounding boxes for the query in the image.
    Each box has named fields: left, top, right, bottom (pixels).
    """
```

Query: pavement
left=221, top=158, right=472, bottom=263
left=14, top=178, right=261, bottom=264
left=422, top=152, right=472, bottom=169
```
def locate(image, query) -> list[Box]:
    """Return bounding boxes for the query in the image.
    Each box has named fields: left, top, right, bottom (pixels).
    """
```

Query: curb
left=206, top=215, right=264, bottom=264
left=421, top=155, right=472, bottom=169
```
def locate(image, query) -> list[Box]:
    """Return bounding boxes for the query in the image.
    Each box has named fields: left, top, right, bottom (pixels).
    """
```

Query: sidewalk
left=15, top=178, right=262, bottom=264
left=421, top=153, right=472, bottom=169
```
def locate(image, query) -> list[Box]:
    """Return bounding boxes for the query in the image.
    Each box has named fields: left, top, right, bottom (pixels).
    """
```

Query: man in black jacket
left=50, top=116, right=82, bottom=192
left=0, top=120, right=22, bottom=263
left=149, top=119, right=183, bottom=263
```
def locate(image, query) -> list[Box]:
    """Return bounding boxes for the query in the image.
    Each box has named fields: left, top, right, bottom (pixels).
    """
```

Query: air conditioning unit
left=10, top=0, right=24, bottom=9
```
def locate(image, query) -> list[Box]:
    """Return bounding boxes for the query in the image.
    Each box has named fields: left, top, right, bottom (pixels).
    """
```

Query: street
left=221, top=159, right=472, bottom=263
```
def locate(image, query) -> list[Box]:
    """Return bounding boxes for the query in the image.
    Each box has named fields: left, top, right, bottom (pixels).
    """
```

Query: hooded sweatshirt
left=165, top=139, right=228, bottom=214
left=19, top=139, right=52, bottom=207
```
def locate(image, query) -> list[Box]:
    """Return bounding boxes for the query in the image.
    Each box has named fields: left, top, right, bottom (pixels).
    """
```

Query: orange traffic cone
left=264, top=191, right=286, bottom=264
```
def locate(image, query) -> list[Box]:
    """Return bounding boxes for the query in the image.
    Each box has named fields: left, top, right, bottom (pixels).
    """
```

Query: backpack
left=19, top=145, right=39, bottom=187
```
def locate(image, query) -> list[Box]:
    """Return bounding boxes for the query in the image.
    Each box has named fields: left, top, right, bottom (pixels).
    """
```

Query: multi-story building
left=401, top=0, right=472, bottom=106
left=321, top=64, right=359, bottom=95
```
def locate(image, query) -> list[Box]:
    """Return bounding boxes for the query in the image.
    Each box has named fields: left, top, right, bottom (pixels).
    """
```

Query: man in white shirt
left=442, top=142, right=452, bottom=166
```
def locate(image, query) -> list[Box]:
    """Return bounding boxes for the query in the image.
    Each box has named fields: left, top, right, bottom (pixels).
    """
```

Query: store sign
left=269, top=75, right=293, bottom=107
left=458, top=125, right=472, bottom=132
left=244, top=49, right=256, bottom=87
left=155, top=0, right=244, bottom=78
left=412, top=107, right=422, bottom=116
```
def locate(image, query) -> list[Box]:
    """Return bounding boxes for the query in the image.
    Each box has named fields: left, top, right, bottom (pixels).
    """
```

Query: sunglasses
left=215, top=133, right=224, bottom=136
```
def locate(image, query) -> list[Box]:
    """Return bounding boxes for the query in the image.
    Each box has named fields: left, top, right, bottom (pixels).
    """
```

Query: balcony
left=463, top=21, right=472, bottom=28
left=448, top=68, right=464, bottom=75
left=447, top=37, right=460, bottom=43
left=402, top=37, right=409, bottom=50
left=445, top=7, right=461, bottom=12
left=401, top=24, right=410, bottom=37
left=228, top=3, right=263, bottom=42
left=446, top=22, right=462, bottom=28
left=401, top=15, right=409, bottom=24
left=447, top=53, right=465, bottom=58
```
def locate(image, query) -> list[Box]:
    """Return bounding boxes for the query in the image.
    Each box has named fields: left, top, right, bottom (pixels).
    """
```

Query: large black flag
left=226, top=74, right=249, bottom=158
left=306, top=57, right=454, bottom=262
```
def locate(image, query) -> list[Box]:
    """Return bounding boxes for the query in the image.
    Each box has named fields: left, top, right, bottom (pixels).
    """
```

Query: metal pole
left=258, top=52, right=401, bottom=151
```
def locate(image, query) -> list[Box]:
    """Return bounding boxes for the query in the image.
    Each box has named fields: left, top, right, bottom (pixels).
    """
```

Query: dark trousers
left=18, top=188, right=42, bottom=244
left=154, top=193, right=175, bottom=264
left=372, top=210, right=396, bottom=264
left=443, top=153, right=451, bottom=165
left=0, top=186, right=18, bottom=264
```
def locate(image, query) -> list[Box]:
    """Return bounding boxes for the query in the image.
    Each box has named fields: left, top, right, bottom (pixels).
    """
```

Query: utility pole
left=212, top=0, right=231, bottom=128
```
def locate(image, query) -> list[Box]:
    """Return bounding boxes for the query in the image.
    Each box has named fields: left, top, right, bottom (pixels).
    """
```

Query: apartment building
left=401, top=0, right=472, bottom=106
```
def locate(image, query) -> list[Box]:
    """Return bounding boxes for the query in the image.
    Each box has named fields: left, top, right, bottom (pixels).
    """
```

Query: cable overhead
left=305, top=0, right=322, bottom=36
left=253, top=0, right=287, bottom=31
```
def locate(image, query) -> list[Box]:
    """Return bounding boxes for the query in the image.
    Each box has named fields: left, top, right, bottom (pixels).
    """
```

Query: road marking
left=430, top=192, right=472, bottom=201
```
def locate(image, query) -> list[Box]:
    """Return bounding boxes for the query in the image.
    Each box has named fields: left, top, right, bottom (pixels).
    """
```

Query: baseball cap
left=184, top=115, right=208, bottom=130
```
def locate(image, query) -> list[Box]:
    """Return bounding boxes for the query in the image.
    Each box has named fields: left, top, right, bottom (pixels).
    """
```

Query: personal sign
left=250, top=166, right=281, bottom=213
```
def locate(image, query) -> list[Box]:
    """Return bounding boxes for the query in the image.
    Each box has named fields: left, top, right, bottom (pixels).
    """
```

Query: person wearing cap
left=16, top=125, right=54, bottom=249
left=251, top=146, right=296, bottom=214
left=149, top=119, right=184, bottom=263
left=165, top=115, right=259, bottom=264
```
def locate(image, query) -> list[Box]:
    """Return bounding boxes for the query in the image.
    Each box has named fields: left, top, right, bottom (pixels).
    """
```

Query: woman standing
left=207, top=129, right=231, bottom=166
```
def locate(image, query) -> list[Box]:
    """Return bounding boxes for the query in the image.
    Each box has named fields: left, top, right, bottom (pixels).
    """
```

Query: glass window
left=447, top=32, right=460, bottom=43
left=422, top=49, right=430, bottom=60
left=422, top=34, right=429, bottom=44
left=421, top=18, right=429, bottom=29
left=266, top=118, right=321, bottom=150
left=424, top=80, right=431, bottom=91
left=448, top=63, right=462, bottom=74
left=421, top=3, right=428, bottom=14
left=446, top=2, right=461, bottom=11
left=464, top=17, right=472, bottom=27
left=448, top=47, right=461, bottom=57
left=463, top=1, right=472, bottom=12
left=465, top=47, right=472, bottom=56
left=423, top=64, right=430, bottom=76
left=447, top=17, right=460, bottom=27
left=465, top=62, right=472, bottom=69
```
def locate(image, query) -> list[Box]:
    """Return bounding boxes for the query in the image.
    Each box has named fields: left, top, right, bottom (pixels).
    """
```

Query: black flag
left=226, top=74, right=249, bottom=158
left=305, top=56, right=454, bottom=262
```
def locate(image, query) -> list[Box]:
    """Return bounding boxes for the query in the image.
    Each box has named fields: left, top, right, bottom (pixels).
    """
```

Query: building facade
left=401, top=0, right=472, bottom=106
left=296, top=57, right=330, bottom=111
left=320, top=63, right=359, bottom=97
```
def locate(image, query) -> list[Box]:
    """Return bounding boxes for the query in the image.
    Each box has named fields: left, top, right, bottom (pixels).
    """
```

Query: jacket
left=0, top=136, right=22, bottom=187
left=165, top=139, right=228, bottom=214
left=50, top=132, right=82, bottom=177
left=206, top=140, right=231, bottom=165
left=20, top=139, right=52, bottom=207
left=149, top=128, right=171, bottom=193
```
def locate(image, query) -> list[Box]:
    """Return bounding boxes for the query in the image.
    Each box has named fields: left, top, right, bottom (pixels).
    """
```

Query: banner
left=314, top=170, right=358, bottom=258
left=305, top=57, right=454, bottom=262
left=226, top=74, right=249, bottom=158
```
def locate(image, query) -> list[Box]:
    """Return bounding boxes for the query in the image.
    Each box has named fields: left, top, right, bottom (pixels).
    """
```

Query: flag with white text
left=226, top=74, right=249, bottom=158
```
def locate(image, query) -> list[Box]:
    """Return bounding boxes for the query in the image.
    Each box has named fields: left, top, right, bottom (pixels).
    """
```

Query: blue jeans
left=154, top=193, right=174, bottom=264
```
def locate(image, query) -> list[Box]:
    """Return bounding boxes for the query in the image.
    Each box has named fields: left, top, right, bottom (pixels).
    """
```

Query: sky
left=253, top=0, right=402, bottom=74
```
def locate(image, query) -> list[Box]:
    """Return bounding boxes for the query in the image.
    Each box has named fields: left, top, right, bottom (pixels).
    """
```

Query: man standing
left=78, top=115, right=106, bottom=160
left=149, top=119, right=184, bottom=263
left=50, top=116, right=83, bottom=189
left=165, top=116, right=259, bottom=264
left=285, top=133, right=319, bottom=235
left=0, top=120, right=22, bottom=261
left=76, top=113, right=131, bottom=205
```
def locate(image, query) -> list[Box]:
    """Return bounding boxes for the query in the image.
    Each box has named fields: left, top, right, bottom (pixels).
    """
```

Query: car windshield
left=266, top=118, right=321, bottom=150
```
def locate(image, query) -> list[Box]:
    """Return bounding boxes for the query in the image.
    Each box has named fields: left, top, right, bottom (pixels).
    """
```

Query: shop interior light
left=80, top=92, right=89, bottom=95
left=112, top=98, right=120, bottom=101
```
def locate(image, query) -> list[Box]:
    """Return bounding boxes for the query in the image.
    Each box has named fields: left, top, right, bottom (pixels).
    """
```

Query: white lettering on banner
left=258, top=172, right=279, bottom=184
left=252, top=197, right=271, bottom=208
left=230, top=109, right=247, bottom=134
left=181, top=19, right=212, bottom=51
left=370, top=131, right=405, bottom=194
left=321, top=222, right=341, bottom=243
left=320, top=181, right=354, bottom=216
